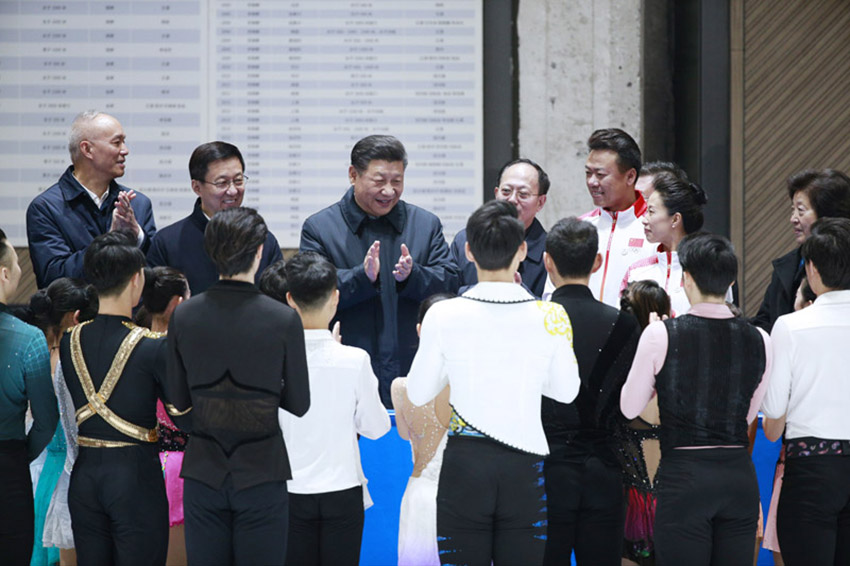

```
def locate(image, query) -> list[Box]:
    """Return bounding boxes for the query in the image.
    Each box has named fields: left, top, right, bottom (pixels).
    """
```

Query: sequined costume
left=157, top=400, right=188, bottom=527
left=615, top=416, right=661, bottom=563
left=392, top=379, right=448, bottom=566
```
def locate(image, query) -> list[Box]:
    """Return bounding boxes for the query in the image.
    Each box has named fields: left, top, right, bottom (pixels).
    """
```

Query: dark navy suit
left=146, top=198, right=283, bottom=295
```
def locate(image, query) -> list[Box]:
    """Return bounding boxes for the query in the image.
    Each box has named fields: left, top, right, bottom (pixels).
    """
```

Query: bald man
left=26, top=110, right=156, bottom=288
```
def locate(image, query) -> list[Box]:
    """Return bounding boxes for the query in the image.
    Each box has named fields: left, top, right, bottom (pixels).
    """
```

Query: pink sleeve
left=620, top=321, right=669, bottom=419
left=746, top=328, right=773, bottom=423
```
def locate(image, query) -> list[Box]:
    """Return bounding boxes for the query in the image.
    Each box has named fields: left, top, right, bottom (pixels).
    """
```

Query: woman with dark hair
left=752, top=169, right=850, bottom=332
left=617, top=281, right=671, bottom=565
left=28, top=278, right=98, bottom=566
left=137, top=266, right=190, bottom=565
left=621, top=170, right=715, bottom=316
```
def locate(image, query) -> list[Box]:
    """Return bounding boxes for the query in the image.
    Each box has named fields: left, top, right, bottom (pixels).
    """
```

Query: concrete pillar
left=517, top=0, right=643, bottom=228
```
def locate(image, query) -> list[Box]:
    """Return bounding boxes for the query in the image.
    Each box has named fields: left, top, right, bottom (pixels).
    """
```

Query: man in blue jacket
left=146, top=141, right=283, bottom=295
left=450, top=158, right=550, bottom=297
left=300, top=135, right=458, bottom=405
left=26, top=111, right=156, bottom=289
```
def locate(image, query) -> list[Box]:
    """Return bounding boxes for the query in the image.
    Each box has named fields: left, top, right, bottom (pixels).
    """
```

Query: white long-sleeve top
left=762, top=290, right=850, bottom=440
left=407, top=282, right=580, bottom=455
left=279, top=329, right=390, bottom=494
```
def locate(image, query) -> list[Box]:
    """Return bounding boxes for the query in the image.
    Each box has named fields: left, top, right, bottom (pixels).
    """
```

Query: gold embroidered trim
left=164, top=402, right=192, bottom=417
left=69, top=323, right=157, bottom=443
left=121, top=320, right=166, bottom=339
left=78, top=436, right=138, bottom=448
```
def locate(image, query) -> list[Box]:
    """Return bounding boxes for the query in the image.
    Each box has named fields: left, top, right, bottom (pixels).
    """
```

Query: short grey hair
left=68, top=110, right=105, bottom=161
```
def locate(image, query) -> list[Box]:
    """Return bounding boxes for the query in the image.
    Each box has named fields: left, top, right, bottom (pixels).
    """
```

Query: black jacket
left=147, top=198, right=283, bottom=296
left=751, top=247, right=803, bottom=333
left=167, top=280, right=310, bottom=491
left=542, top=285, right=641, bottom=461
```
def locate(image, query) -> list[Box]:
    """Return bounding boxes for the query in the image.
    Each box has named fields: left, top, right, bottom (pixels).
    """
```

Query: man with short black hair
left=451, top=158, right=550, bottom=296
left=168, top=207, right=309, bottom=566
left=59, top=230, right=176, bottom=565
left=621, top=232, right=771, bottom=564
left=275, top=251, right=389, bottom=566
left=27, top=111, right=156, bottom=289
left=0, top=227, right=57, bottom=564
left=763, top=217, right=850, bottom=564
left=300, top=135, right=458, bottom=405
left=147, top=141, right=283, bottom=295
left=545, top=129, right=655, bottom=307
left=408, top=200, right=579, bottom=566
left=541, top=217, right=640, bottom=565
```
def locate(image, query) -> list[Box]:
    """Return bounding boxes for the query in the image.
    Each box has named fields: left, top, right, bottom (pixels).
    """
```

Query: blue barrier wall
left=359, top=414, right=784, bottom=566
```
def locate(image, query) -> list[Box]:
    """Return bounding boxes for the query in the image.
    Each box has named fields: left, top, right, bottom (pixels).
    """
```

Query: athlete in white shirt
left=408, top=200, right=579, bottom=566
left=762, top=218, right=850, bottom=564
left=274, top=252, right=391, bottom=566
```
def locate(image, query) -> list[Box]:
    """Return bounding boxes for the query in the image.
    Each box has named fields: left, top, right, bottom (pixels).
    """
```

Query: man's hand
left=363, top=240, right=380, bottom=283
left=393, top=243, right=414, bottom=282
left=111, top=190, right=141, bottom=238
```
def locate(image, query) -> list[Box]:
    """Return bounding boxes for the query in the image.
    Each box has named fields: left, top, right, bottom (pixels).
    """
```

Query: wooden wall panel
left=739, top=0, right=850, bottom=314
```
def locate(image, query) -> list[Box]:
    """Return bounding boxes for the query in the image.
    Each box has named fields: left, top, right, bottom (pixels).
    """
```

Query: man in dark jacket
left=27, top=111, right=156, bottom=289
left=541, top=217, right=641, bottom=565
left=146, top=141, right=283, bottom=295
left=451, top=158, right=550, bottom=297
left=167, top=207, right=309, bottom=566
left=300, top=135, right=458, bottom=405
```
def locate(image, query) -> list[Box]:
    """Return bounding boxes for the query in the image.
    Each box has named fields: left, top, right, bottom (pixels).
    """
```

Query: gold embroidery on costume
left=121, top=320, right=166, bottom=339
left=536, top=301, right=574, bottom=342
left=69, top=323, right=158, bottom=444
left=164, top=403, right=192, bottom=417
left=78, top=436, right=138, bottom=448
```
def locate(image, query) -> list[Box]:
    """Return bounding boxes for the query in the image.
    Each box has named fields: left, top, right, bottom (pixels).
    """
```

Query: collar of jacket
left=59, top=166, right=119, bottom=210
left=340, top=186, right=406, bottom=235
left=524, top=218, right=547, bottom=265
left=188, top=197, right=208, bottom=230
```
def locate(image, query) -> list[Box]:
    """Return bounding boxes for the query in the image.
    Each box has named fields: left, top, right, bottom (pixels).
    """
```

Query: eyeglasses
left=198, top=175, right=248, bottom=191
left=498, top=186, right=539, bottom=201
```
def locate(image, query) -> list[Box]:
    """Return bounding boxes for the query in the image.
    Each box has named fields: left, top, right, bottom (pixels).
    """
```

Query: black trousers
left=543, top=451, right=624, bottom=566
left=777, top=455, right=850, bottom=565
left=437, top=436, right=547, bottom=566
left=184, top=476, right=289, bottom=566
left=68, top=444, right=168, bottom=566
left=653, top=448, right=758, bottom=566
left=0, top=440, right=34, bottom=566
left=285, top=486, right=364, bottom=566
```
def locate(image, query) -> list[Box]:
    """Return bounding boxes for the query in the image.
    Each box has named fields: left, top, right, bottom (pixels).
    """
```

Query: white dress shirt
left=762, top=290, right=850, bottom=440
left=279, top=329, right=391, bottom=494
left=406, top=282, right=580, bottom=455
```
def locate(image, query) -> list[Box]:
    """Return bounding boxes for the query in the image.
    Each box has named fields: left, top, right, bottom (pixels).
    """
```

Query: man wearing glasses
left=450, top=158, right=550, bottom=297
left=27, top=110, right=157, bottom=289
left=147, top=141, right=283, bottom=294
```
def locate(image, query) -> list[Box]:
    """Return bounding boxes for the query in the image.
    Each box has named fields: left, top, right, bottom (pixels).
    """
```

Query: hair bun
left=29, top=289, right=52, bottom=315
left=690, top=182, right=708, bottom=206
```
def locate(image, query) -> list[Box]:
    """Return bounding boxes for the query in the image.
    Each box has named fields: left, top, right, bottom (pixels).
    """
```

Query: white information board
left=0, top=0, right=483, bottom=247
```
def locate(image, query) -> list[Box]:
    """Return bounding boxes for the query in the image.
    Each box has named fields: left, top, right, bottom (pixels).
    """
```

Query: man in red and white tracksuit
left=544, top=128, right=655, bottom=307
